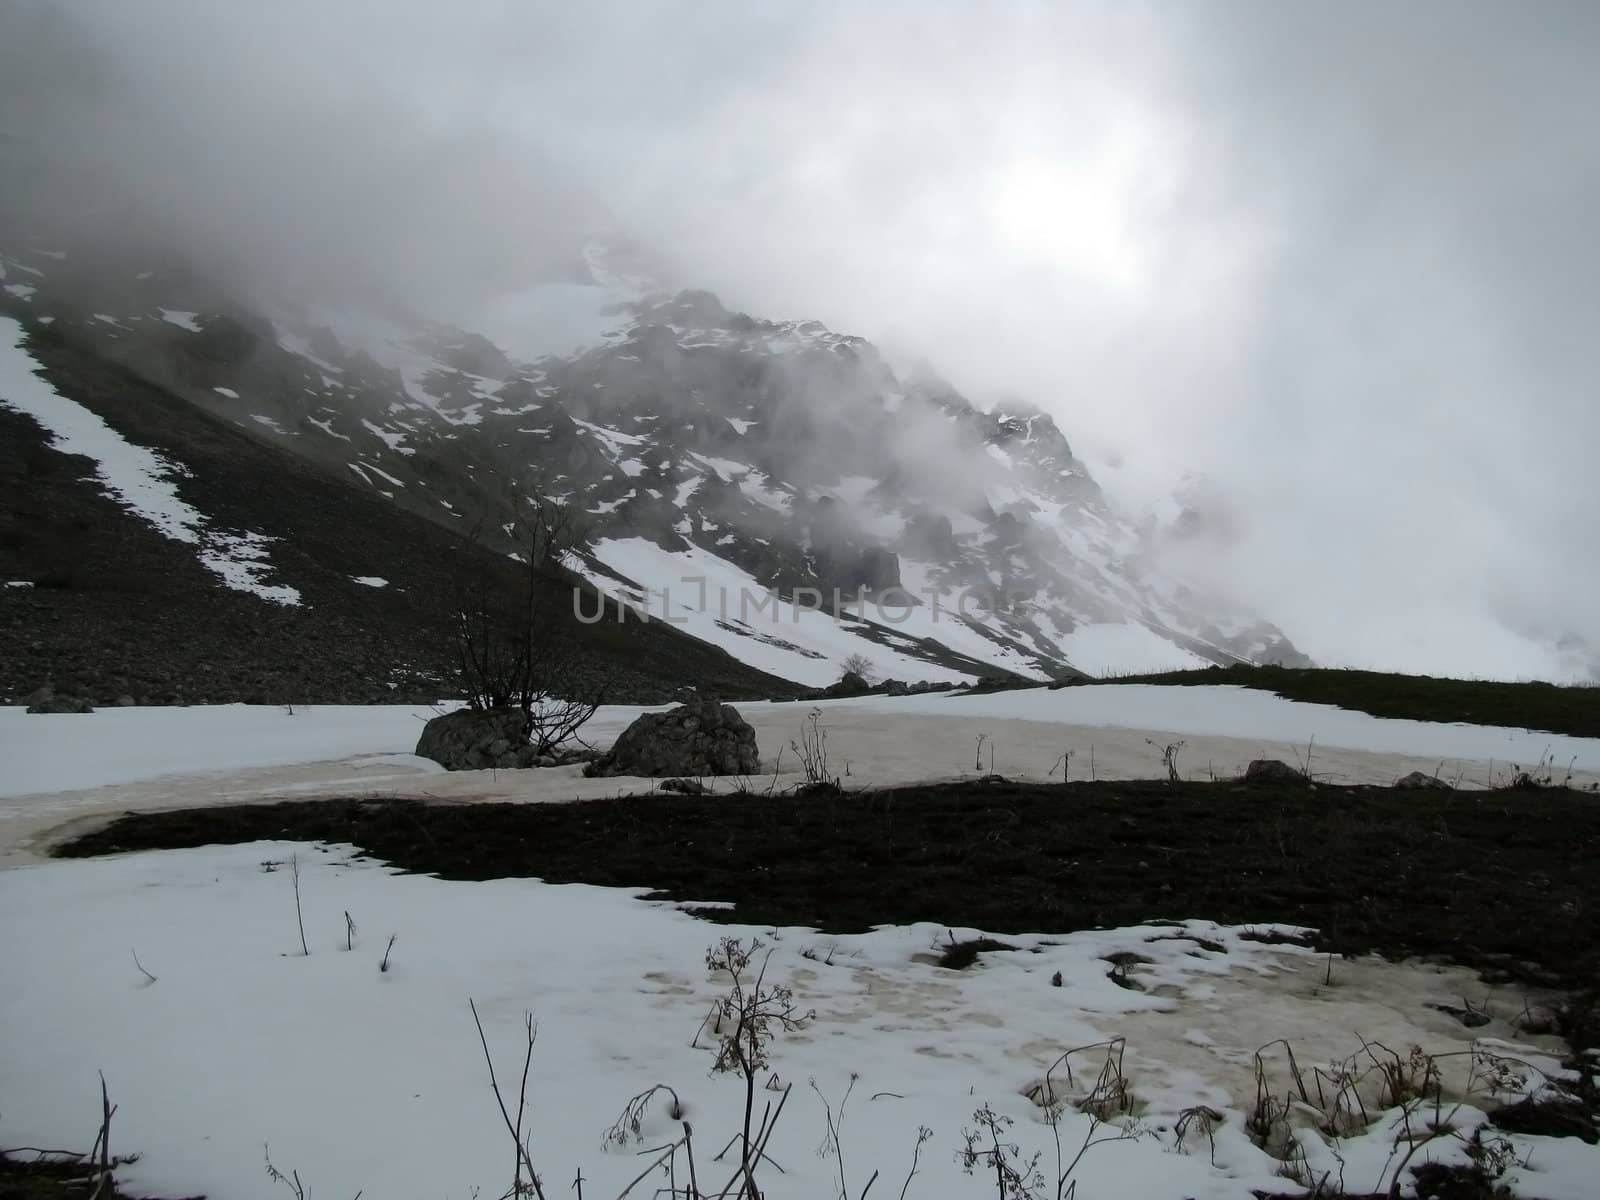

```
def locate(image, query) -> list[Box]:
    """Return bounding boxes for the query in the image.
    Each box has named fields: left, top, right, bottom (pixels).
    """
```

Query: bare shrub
left=839, top=653, right=876, bottom=684
left=791, top=708, right=835, bottom=789
left=603, top=1084, right=685, bottom=1149
left=957, top=1105, right=1043, bottom=1199
left=263, top=1144, right=363, bottom=1200
left=1145, top=739, right=1185, bottom=782
left=705, top=937, right=812, bottom=1197
left=448, top=486, right=606, bottom=755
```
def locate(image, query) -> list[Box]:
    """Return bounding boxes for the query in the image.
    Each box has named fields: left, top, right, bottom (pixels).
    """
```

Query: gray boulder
left=1243, top=759, right=1309, bottom=784
left=416, top=707, right=538, bottom=771
left=586, top=699, right=759, bottom=778
left=820, top=671, right=871, bottom=699
left=25, top=685, right=94, bottom=714
left=1395, top=771, right=1452, bottom=790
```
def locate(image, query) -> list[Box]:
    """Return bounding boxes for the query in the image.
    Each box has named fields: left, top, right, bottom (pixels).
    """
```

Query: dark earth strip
left=59, top=778, right=1600, bottom=991
left=1096, top=664, right=1600, bottom=741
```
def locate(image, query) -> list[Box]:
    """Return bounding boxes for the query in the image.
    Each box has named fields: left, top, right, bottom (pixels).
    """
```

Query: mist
left=4, top=0, right=1597, bottom=680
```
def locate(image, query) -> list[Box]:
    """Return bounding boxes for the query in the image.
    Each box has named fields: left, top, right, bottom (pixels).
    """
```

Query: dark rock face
left=809, top=542, right=903, bottom=599
left=586, top=699, right=760, bottom=778
left=855, top=546, right=902, bottom=594
left=1243, top=759, right=1309, bottom=784
left=415, top=707, right=537, bottom=771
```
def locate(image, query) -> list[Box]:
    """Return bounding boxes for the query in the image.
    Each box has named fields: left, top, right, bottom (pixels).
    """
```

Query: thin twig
left=90, top=1072, right=113, bottom=1200
left=290, top=854, right=309, bottom=957
left=468, top=998, right=548, bottom=1200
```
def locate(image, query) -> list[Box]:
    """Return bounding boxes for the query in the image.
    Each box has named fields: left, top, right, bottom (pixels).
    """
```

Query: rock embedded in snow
left=415, top=707, right=538, bottom=770
left=1243, top=758, right=1309, bottom=784
left=586, top=698, right=759, bottom=778
left=415, top=707, right=599, bottom=770
left=26, top=687, right=95, bottom=714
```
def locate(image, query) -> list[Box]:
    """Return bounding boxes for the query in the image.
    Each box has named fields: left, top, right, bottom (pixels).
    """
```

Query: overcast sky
left=6, top=1, right=1598, bottom=680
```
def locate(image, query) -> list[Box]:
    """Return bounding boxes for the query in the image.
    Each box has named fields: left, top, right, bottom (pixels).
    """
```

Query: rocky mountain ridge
left=1, top=233, right=1309, bottom=691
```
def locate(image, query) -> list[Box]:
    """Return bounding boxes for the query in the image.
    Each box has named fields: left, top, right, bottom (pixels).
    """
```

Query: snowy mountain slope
left=0, top=316, right=301, bottom=607
left=1, top=235, right=1308, bottom=687
left=0, top=294, right=799, bottom=706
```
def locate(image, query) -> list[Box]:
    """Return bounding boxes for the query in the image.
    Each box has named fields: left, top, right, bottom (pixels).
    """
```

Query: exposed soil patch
left=57, top=779, right=1600, bottom=989
left=937, top=936, right=1017, bottom=970
left=1489, top=1095, right=1599, bottom=1143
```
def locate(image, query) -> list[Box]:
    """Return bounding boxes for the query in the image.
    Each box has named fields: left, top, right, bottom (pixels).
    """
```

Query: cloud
left=5, top=0, right=1597, bottom=678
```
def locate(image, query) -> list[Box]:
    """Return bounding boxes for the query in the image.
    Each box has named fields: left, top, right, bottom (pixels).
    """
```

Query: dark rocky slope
left=0, top=322, right=800, bottom=706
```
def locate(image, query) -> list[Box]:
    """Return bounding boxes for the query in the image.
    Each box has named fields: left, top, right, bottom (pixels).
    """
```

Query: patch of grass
left=57, top=779, right=1600, bottom=988
left=0, top=1151, right=198, bottom=1200
left=1097, top=664, right=1600, bottom=739
left=938, top=936, right=1017, bottom=970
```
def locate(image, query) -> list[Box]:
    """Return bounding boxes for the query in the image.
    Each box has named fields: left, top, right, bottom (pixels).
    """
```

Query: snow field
left=2, top=688, right=1599, bottom=1196
left=2, top=844, right=1593, bottom=1200
left=5, top=688, right=1599, bottom=868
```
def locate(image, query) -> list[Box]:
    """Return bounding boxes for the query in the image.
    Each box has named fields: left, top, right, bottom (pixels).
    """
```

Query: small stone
left=659, top=777, right=709, bottom=795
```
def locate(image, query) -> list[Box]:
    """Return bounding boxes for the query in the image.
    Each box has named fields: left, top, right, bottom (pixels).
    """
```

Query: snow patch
left=360, top=419, right=409, bottom=452
left=158, top=308, right=203, bottom=332
left=1055, top=621, right=1213, bottom=676
left=0, top=846, right=1588, bottom=1200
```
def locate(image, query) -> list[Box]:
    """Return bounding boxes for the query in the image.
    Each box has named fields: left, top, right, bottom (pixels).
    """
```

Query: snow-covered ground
left=4, top=686, right=1598, bottom=866
left=2, top=844, right=1593, bottom=1200
left=3, top=688, right=1599, bottom=1198
left=851, top=684, right=1600, bottom=769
